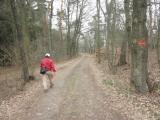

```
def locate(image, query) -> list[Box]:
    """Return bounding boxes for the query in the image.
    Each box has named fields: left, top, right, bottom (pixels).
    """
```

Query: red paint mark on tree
left=137, top=39, right=147, bottom=48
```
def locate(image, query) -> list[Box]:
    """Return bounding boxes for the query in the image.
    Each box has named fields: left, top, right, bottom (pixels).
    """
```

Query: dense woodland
left=0, top=0, right=160, bottom=94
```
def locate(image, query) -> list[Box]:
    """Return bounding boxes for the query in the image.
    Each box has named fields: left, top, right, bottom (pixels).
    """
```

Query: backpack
left=40, top=67, right=46, bottom=75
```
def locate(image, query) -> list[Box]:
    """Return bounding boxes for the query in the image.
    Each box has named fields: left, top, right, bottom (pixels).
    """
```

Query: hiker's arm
left=51, top=60, right=56, bottom=72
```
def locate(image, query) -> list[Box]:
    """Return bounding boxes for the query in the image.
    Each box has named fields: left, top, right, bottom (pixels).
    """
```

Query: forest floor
left=99, top=50, right=160, bottom=120
left=0, top=53, right=160, bottom=120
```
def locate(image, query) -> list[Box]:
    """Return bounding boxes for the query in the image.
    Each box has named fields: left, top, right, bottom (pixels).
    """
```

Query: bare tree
left=106, top=0, right=117, bottom=74
left=66, top=0, right=71, bottom=57
left=66, top=0, right=87, bottom=58
left=10, top=0, right=29, bottom=82
left=49, top=0, right=55, bottom=52
left=96, top=0, right=101, bottom=63
left=118, top=0, right=131, bottom=66
left=148, top=0, right=153, bottom=49
left=157, top=5, right=160, bottom=67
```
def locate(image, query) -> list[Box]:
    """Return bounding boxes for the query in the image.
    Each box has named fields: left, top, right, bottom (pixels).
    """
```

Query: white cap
left=45, top=53, right=50, bottom=57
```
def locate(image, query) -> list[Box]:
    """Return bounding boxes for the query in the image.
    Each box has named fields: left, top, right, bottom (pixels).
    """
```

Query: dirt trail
left=9, top=55, right=129, bottom=120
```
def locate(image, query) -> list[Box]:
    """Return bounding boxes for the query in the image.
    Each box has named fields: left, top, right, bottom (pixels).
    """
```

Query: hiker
left=40, top=53, right=56, bottom=91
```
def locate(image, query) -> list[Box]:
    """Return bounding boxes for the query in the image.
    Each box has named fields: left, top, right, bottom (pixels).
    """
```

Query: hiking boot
left=44, top=89, right=48, bottom=93
left=50, top=83, right=54, bottom=88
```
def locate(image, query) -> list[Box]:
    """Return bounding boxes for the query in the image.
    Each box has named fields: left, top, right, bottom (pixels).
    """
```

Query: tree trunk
left=106, top=0, right=111, bottom=59
left=111, top=0, right=117, bottom=74
left=66, top=0, right=71, bottom=57
left=106, top=0, right=117, bottom=74
left=118, top=0, right=130, bottom=66
left=157, top=6, right=160, bottom=68
left=148, top=0, right=153, bottom=49
left=96, top=0, right=101, bottom=63
left=118, top=39, right=127, bottom=66
left=10, top=0, right=29, bottom=82
left=59, top=0, right=64, bottom=58
left=37, top=0, right=50, bottom=53
left=131, top=0, right=149, bottom=93
left=49, top=0, right=55, bottom=52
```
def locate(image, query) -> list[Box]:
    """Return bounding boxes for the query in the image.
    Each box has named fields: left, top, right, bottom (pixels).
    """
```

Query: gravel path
left=0, top=55, right=132, bottom=120
left=2, top=55, right=129, bottom=120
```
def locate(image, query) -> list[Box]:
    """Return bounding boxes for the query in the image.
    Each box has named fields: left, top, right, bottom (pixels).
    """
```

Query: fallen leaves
left=94, top=51, right=160, bottom=120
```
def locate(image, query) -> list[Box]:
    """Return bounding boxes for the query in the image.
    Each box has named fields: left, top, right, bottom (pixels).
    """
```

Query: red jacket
left=40, top=57, right=56, bottom=72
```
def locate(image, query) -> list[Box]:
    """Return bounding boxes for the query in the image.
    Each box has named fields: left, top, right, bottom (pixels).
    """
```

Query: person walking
left=40, top=53, right=56, bottom=91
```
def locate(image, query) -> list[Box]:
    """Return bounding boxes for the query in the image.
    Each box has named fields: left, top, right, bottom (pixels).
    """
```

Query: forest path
left=10, top=55, right=129, bottom=120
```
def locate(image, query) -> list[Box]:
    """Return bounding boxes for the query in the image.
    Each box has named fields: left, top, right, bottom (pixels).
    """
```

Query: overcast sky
left=50, top=0, right=160, bottom=34
left=51, top=0, right=124, bottom=32
left=51, top=0, right=104, bottom=30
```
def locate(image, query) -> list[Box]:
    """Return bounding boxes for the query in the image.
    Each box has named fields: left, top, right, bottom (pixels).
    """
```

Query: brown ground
left=0, top=55, right=129, bottom=120
left=99, top=51, right=160, bottom=120
left=0, top=54, right=159, bottom=120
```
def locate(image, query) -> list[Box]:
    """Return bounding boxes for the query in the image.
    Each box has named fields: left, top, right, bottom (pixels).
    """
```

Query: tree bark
left=118, top=39, right=127, bottom=66
left=148, top=0, right=153, bottom=49
left=106, top=0, right=117, bottom=74
left=59, top=0, right=64, bottom=57
left=10, top=0, right=29, bottom=82
left=66, top=0, right=71, bottom=57
left=131, top=0, right=149, bottom=93
left=118, top=0, right=130, bottom=66
left=49, top=0, right=55, bottom=52
left=96, top=0, right=101, bottom=63
left=157, top=6, right=160, bottom=68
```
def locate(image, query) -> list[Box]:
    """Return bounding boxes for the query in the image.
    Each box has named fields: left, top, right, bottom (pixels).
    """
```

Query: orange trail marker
left=137, top=39, right=147, bottom=48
